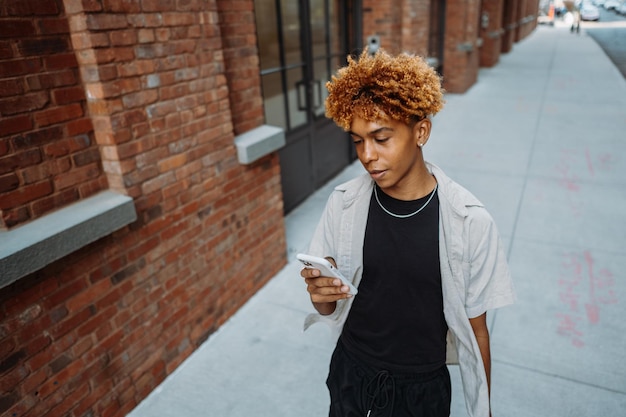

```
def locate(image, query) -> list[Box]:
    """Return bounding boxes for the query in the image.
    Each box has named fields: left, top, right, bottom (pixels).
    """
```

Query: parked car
left=581, top=3, right=601, bottom=19
left=604, top=0, right=621, bottom=10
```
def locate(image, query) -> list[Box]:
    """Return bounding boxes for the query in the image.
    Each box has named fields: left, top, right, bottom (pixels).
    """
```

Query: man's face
left=349, top=116, right=425, bottom=198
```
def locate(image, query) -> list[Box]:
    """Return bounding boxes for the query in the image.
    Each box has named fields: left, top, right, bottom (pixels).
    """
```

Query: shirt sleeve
left=464, top=206, right=516, bottom=318
left=307, top=191, right=340, bottom=259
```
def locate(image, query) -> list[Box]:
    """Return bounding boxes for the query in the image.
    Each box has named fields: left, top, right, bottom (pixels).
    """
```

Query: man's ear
left=413, top=118, right=432, bottom=148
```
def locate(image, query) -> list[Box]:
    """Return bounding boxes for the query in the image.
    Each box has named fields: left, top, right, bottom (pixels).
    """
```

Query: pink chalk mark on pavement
left=556, top=149, right=581, bottom=192
left=555, top=250, right=618, bottom=348
left=585, top=148, right=595, bottom=177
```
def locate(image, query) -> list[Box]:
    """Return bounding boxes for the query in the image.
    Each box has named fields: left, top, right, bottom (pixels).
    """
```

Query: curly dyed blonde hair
left=325, top=49, right=445, bottom=131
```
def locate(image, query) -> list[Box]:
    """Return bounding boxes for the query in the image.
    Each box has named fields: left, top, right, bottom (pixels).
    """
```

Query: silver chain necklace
left=374, top=183, right=438, bottom=219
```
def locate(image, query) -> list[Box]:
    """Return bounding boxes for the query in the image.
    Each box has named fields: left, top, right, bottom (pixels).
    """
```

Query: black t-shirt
left=341, top=183, right=447, bottom=372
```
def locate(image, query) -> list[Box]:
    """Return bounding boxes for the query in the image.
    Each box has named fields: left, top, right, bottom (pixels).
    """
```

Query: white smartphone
left=296, top=253, right=358, bottom=295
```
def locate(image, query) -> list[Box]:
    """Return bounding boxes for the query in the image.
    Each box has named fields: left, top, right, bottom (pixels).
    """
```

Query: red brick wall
left=443, top=0, right=481, bottom=93
left=217, top=0, right=264, bottom=135
left=518, top=0, right=539, bottom=40
left=363, top=0, right=401, bottom=54
left=501, top=0, right=515, bottom=53
left=0, top=0, right=107, bottom=229
left=400, top=0, right=430, bottom=57
left=515, top=0, right=528, bottom=40
left=359, top=1, right=537, bottom=93
left=480, top=0, right=505, bottom=67
left=362, top=0, right=430, bottom=57
left=0, top=0, right=286, bottom=416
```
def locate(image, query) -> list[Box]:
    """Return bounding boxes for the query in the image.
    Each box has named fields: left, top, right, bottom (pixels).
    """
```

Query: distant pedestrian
left=300, top=49, right=516, bottom=417
left=564, top=0, right=581, bottom=34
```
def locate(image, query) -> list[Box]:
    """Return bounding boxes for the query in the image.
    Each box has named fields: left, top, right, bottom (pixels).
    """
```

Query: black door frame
left=257, top=0, right=361, bottom=213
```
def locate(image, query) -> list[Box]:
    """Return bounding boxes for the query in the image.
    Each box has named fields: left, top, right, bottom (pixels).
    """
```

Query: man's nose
left=360, top=140, right=377, bottom=163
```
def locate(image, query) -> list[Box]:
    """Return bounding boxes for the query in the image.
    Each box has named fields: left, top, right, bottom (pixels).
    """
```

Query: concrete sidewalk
left=127, top=26, right=626, bottom=417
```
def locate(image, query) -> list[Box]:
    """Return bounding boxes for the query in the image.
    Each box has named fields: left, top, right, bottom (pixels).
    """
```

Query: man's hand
left=300, top=257, right=352, bottom=315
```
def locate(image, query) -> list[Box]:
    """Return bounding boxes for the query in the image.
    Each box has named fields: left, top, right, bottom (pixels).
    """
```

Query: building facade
left=0, top=0, right=537, bottom=415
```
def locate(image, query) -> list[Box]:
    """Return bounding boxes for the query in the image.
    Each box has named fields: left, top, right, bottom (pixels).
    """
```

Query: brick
left=65, top=117, right=94, bottom=136
left=37, top=357, right=85, bottom=398
left=102, top=159, right=136, bottom=175
left=68, top=134, right=92, bottom=151
left=0, top=58, right=42, bottom=78
left=0, top=348, right=26, bottom=375
left=141, top=0, right=175, bottom=12
left=111, top=257, right=146, bottom=284
left=27, top=68, right=77, bottom=90
left=47, top=383, right=90, bottom=417
left=21, top=367, right=47, bottom=397
left=0, top=173, right=19, bottom=192
left=37, top=17, right=70, bottom=35
left=137, top=28, right=155, bottom=43
left=109, top=29, right=138, bottom=46
left=0, top=41, right=12, bottom=60
left=34, top=103, right=83, bottom=127
left=64, top=0, right=103, bottom=14
left=1, top=206, right=30, bottom=227
left=21, top=157, right=71, bottom=184
left=72, top=147, right=101, bottom=167
left=123, top=165, right=158, bottom=188
left=52, top=85, right=85, bottom=104
left=118, top=60, right=156, bottom=77
left=0, top=115, right=33, bottom=137
left=0, top=391, right=20, bottom=414
left=0, top=79, right=23, bottom=98
left=42, top=280, right=86, bottom=312
left=0, top=148, right=41, bottom=175
left=71, top=31, right=110, bottom=51
left=0, top=337, right=16, bottom=359
left=66, top=277, right=112, bottom=313
left=100, top=77, right=142, bottom=99
left=0, top=20, right=36, bottom=39
left=30, top=187, right=79, bottom=217
left=17, top=37, right=70, bottom=56
left=0, top=91, right=49, bottom=116
left=154, top=27, right=171, bottom=42
left=162, top=12, right=196, bottom=26
left=43, top=139, right=71, bottom=158
left=141, top=171, right=176, bottom=195
left=135, top=43, right=167, bottom=59
left=77, top=306, right=117, bottom=338
left=86, top=13, right=129, bottom=31
left=111, top=137, right=156, bottom=160
left=54, top=162, right=101, bottom=190
left=0, top=179, right=52, bottom=209
left=122, top=89, right=158, bottom=109
left=12, top=125, right=63, bottom=149
left=103, top=0, right=142, bottom=12
left=47, top=307, right=94, bottom=342
left=49, top=353, right=72, bottom=374
left=4, top=0, right=60, bottom=15
left=157, top=153, right=187, bottom=173
left=44, top=52, right=78, bottom=70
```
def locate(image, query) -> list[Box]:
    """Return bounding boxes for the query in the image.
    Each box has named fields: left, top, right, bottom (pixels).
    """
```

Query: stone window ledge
left=234, top=125, right=285, bottom=164
left=0, top=191, right=137, bottom=289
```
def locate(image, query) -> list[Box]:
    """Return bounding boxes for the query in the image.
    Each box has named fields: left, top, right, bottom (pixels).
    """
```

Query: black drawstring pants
left=326, top=341, right=451, bottom=417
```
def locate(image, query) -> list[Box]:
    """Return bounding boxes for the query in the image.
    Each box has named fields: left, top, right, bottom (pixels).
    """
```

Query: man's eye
left=375, top=137, right=389, bottom=143
left=352, top=139, right=363, bottom=145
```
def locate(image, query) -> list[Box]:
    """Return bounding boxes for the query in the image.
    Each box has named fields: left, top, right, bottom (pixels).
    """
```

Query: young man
left=300, top=50, right=515, bottom=417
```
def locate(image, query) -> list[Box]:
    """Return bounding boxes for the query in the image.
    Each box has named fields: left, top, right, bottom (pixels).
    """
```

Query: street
left=552, top=3, right=626, bottom=78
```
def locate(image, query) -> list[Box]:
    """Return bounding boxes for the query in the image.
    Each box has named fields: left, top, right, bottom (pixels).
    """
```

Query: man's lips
left=368, top=169, right=386, bottom=180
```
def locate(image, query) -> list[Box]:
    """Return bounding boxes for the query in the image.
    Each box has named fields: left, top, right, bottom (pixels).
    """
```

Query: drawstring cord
left=365, top=370, right=395, bottom=417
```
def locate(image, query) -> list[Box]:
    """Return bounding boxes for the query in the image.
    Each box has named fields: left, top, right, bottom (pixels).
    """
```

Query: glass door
left=254, top=0, right=356, bottom=213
